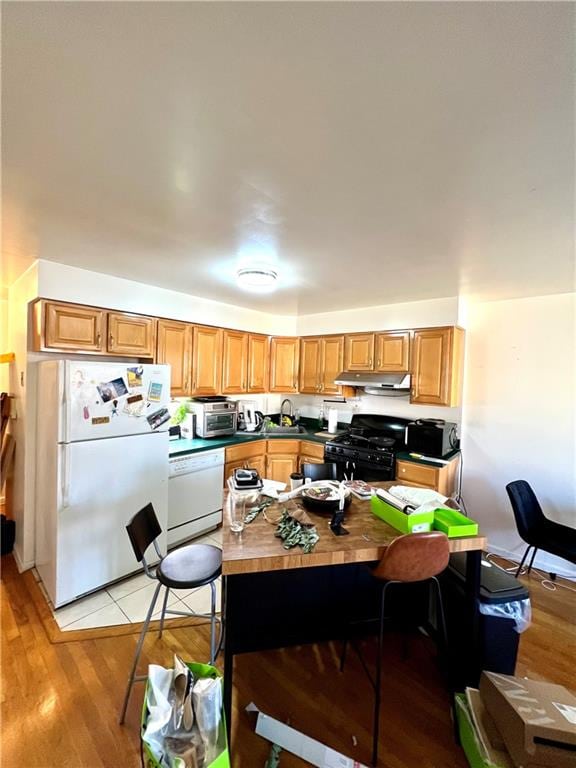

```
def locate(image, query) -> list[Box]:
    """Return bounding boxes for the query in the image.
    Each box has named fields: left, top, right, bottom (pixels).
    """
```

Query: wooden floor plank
left=1, top=554, right=574, bottom=767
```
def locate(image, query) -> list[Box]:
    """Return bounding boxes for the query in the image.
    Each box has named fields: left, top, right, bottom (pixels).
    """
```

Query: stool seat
left=158, top=544, right=222, bottom=589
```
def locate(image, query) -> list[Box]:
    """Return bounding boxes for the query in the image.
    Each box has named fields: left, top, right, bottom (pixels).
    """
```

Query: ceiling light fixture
left=236, top=266, right=278, bottom=292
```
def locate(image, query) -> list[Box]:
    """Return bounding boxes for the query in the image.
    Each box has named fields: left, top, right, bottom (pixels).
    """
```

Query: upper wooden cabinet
left=247, top=334, right=269, bottom=393
left=107, top=312, right=156, bottom=357
left=411, top=327, right=464, bottom=407
left=221, top=330, right=249, bottom=394
left=300, top=335, right=345, bottom=395
left=344, top=333, right=375, bottom=371
left=320, top=335, right=345, bottom=394
left=191, top=325, right=223, bottom=396
left=34, top=301, right=156, bottom=358
left=299, top=337, right=322, bottom=394
left=38, top=301, right=106, bottom=353
left=374, top=331, right=410, bottom=372
left=156, top=319, right=193, bottom=396
left=269, top=337, right=299, bottom=393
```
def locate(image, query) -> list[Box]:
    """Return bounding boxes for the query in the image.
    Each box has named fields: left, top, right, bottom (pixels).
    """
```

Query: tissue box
left=370, top=494, right=434, bottom=534
left=141, top=661, right=230, bottom=768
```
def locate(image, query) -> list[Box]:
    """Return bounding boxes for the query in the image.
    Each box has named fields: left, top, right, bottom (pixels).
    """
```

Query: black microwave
left=406, top=420, right=458, bottom=458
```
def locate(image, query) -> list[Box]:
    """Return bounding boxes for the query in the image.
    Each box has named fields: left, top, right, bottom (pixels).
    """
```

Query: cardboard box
left=479, top=672, right=576, bottom=768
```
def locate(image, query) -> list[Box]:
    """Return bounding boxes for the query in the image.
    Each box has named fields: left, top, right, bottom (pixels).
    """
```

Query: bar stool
left=119, top=503, right=222, bottom=724
left=340, top=532, right=450, bottom=767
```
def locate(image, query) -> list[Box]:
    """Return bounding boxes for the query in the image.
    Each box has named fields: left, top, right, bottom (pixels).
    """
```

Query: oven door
left=204, top=411, right=237, bottom=436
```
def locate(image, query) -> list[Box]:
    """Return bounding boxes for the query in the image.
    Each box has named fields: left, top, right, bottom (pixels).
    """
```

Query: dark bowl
left=301, top=488, right=352, bottom=515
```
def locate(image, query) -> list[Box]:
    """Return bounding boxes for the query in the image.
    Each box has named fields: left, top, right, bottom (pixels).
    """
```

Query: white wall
left=461, top=292, right=576, bottom=577
left=37, top=260, right=296, bottom=336
left=296, top=296, right=459, bottom=335
left=7, top=263, right=40, bottom=570
left=0, top=297, right=9, bottom=393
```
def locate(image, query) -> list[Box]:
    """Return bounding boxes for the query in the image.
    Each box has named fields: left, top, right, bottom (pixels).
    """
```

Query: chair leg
left=526, top=548, right=538, bottom=575
left=515, top=546, right=532, bottom=578
left=431, top=577, right=449, bottom=679
left=119, top=581, right=162, bottom=725
left=158, top=586, right=170, bottom=639
left=372, top=582, right=390, bottom=768
left=209, top=581, right=217, bottom=664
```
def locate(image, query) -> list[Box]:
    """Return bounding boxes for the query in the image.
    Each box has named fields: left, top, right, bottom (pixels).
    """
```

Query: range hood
left=334, top=371, right=411, bottom=396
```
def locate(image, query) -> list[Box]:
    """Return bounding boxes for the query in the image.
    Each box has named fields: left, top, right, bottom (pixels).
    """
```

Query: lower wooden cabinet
left=224, top=439, right=326, bottom=488
left=395, top=457, right=459, bottom=496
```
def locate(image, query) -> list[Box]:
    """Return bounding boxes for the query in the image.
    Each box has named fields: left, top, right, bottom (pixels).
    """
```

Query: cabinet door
left=266, top=455, right=298, bottom=486
left=344, top=333, right=375, bottom=371
left=221, top=330, right=248, bottom=394
left=44, top=302, right=105, bottom=352
left=411, top=327, right=464, bottom=407
left=375, top=331, right=410, bottom=372
left=107, top=313, right=156, bottom=357
left=251, top=454, right=267, bottom=479
left=156, top=320, right=192, bottom=396
left=247, top=334, right=269, bottom=394
left=269, top=337, right=299, bottom=393
left=191, top=325, right=223, bottom=396
left=320, top=335, right=345, bottom=394
left=299, top=337, right=321, bottom=394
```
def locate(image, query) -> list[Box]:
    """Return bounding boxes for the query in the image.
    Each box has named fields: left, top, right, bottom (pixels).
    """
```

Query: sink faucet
left=280, top=398, right=294, bottom=424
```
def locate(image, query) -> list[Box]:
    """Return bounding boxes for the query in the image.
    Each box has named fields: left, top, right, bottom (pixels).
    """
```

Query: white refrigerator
left=35, top=360, right=171, bottom=607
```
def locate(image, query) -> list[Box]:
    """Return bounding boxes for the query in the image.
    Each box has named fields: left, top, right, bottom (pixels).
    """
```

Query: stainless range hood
left=334, top=371, right=411, bottom=396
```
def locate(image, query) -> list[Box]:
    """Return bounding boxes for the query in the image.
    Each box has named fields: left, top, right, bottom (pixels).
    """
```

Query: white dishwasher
left=168, top=449, right=224, bottom=548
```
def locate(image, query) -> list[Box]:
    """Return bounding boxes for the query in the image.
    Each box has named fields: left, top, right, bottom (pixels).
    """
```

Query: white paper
left=255, top=712, right=369, bottom=768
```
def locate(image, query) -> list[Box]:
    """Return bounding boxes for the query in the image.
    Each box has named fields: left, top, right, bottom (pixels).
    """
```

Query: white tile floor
left=48, top=528, right=223, bottom=632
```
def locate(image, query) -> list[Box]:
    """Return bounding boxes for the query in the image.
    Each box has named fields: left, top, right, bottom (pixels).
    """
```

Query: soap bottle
left=317, top=404, right=325, bottom=430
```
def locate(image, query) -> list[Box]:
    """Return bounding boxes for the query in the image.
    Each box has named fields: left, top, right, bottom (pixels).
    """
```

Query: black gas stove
left=324, top=413, right=411, bottom=481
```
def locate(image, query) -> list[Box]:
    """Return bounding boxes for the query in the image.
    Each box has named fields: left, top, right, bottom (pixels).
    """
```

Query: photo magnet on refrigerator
left=147, top=381, right=163, bottom=402
left=147, top=407, right=170, bottom=430
left=97, top=377, right=128, bottom=403
left=127, top=366, right=143, bottom=388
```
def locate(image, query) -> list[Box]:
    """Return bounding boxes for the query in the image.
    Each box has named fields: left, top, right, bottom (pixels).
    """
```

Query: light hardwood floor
left=1, top=555, right=574, bottom=767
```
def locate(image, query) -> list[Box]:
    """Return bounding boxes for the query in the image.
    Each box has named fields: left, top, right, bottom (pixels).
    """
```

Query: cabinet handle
left=109, top=334, right=114, bottom=347
left=368, top=357, right=373, bottom=367
left=97, top=333, right=101, bottom=346
left=377, top=359, right=381, bottom=368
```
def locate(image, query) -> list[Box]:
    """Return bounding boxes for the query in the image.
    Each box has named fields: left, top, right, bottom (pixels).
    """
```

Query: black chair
left=301, top=462, right=338, bottom=481
left=119, top=503, right=222, bottom=724
left=506, top=480, right=576, bottom=578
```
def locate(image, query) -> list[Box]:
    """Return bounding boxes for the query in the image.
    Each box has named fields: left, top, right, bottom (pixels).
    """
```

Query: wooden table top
left=222, top=482, right=487, bottom=576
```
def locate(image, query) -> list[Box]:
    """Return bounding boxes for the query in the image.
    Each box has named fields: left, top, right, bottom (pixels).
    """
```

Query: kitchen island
left=220, top=483, right=486, bottom=749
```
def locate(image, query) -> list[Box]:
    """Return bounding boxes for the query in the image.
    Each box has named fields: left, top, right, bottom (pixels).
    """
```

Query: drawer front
left=299, top=441, right=325, bottom=460
left=396, top=460, right=438, bottom=488
left=225, top=441, right=266, bottom=463
left=267, top=439, right=300, bottom=455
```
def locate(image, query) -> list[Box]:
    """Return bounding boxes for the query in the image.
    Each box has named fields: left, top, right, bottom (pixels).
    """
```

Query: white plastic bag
left=478, top=597, right=532, bottom=633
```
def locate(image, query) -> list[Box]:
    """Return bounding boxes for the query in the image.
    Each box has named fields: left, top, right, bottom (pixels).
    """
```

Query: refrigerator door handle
left=61, top=445, right=71, bottom=508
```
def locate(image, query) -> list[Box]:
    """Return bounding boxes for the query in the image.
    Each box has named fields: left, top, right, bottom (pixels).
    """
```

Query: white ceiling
left=2, top=2, right=574, bottom=314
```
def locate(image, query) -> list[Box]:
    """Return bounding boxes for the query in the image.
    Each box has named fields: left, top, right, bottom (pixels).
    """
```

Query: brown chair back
left=372, top=532, right=450, bottom=583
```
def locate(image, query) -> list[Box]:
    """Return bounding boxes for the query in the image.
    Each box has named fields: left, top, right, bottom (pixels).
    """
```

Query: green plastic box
left=454, top=693, right=503, bottom=768
left=371, top=495, right=434, bottom=534
left=141, top=661, right=230, bottom=768
left=433, top=508, right=479, bottom=538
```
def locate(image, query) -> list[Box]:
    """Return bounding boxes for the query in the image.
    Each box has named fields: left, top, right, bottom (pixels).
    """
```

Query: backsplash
left=291, top=392, right=461, bottom=432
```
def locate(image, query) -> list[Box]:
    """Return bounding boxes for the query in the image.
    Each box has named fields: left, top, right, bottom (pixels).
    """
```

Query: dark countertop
left=168, top=428, right=339, bottom=457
